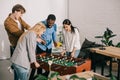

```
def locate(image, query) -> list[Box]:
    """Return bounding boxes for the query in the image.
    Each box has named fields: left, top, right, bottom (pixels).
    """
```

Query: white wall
left=0, top=0, right=67, bottom=59
left=69, top=0, right=120, bottom=45
left=0, top=25, right=10, bottom=59
left=0, top=0, right=68, bottom=26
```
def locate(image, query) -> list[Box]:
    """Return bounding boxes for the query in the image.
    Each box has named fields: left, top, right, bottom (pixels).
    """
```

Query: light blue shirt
left=37, top=20, right=57, bottom=51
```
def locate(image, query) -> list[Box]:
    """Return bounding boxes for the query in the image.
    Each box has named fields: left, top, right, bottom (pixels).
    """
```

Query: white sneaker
left=8, top=66, right=13, bottom=74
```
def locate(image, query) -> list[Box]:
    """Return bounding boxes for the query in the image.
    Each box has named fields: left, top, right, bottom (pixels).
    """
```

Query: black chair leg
left=101, top=62, right=105, bottom=75
left=29, top=69, right=36, bottom=80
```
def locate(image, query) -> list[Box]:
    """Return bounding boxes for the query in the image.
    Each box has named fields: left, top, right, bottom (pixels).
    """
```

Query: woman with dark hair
left=61, top=19, right=81, bottom=58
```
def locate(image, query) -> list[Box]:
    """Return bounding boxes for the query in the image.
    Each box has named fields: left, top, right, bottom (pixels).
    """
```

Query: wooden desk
left=52, top=71, right=109, bottom=80
left=90, top=46, right=120, bottom=80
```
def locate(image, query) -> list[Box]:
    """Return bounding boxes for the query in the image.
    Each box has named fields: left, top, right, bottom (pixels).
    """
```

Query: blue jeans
left=12, top=63, right=29, bottom=80
left=66, top=50, right=80, bottom=58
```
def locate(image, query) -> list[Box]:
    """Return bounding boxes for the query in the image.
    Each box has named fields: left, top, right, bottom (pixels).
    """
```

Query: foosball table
left=30, top=54, right=91, bottom=79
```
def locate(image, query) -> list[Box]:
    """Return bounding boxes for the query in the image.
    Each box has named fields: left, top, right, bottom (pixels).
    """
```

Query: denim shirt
left=37, top=20, right=57, bottom=51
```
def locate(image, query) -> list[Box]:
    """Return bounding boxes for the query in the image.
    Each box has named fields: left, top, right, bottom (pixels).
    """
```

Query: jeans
left=66, top=49, right=80, bottom=58
left=12, top=63, right=29, bottom=80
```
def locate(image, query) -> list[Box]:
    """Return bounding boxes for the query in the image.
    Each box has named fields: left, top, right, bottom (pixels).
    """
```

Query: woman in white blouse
left=61, top=19, right=81, bottom=58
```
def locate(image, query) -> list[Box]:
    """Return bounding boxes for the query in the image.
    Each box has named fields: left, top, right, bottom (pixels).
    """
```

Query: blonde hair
left=29, top=22, right=46, bottom=35
left=19, top=22, right=46, bottom=42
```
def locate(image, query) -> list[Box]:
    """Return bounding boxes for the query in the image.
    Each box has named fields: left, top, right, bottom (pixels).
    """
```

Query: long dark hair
left=63, top=19, right=75, bottom=33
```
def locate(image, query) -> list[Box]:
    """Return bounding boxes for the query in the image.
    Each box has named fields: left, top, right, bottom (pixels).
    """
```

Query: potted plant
left=95, top=28, right=116, bottom=47
left=33, top=72, right=61, bottom=80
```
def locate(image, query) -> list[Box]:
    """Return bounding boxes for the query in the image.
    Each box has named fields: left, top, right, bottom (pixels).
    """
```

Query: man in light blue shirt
left=36, top=14, right=58, bottom=77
